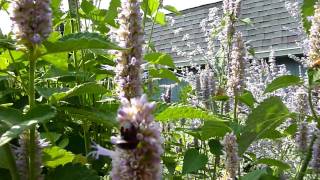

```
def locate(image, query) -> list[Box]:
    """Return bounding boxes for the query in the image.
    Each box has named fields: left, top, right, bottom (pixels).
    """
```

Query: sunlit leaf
left=164, top=5, right=181, bottom=15
left=43, top=146, right=75, bottom=168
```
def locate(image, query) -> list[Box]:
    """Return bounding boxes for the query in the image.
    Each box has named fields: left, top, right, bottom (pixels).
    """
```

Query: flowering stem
left=28, top=48, right=37, bottom=180
left=4, top=144, right=20, bottom=180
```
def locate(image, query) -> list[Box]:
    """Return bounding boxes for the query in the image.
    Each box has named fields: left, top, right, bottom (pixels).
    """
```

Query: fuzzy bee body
left=114, top=121, right=140, bottom=150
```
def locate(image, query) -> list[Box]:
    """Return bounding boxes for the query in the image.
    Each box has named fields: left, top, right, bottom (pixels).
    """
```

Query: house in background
left=145, top=0, right=304, bottom=73
left=145, top=0, right=305, bottom=101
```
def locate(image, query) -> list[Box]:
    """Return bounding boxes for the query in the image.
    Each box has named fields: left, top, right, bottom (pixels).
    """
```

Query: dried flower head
left=12, top=0, right=52, bottom=46
left=309, top=1, right=320, bottom=67
left=115, top=0, right=144, bottom=99
left=223, top=132, right=239, bottom=179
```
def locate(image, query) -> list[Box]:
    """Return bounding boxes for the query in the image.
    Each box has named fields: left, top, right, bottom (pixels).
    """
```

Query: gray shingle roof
left=145, top=0, right=303, bottom=67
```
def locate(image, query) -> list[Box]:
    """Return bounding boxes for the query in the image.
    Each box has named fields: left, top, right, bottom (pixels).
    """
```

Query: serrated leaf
left=105, top=0, right=121, bottom=27
left=264, top=75, right=301, bottom=94
left=51, top=82, right=108, bottom=101
left=43, top=146, right=75, bottom=168
left=301, top=0, right=317, bottom=34
left=238, top=97, right=290, bottom=155
left=43, top=32, right=122, bottom=54
left=0, top=105, right=56, bottom=146
left=149, top=68, right=179, bottom=82
left=164, top=5, right=181, bottom=15
left=155, top=12, right=166, bottom=25
left=182, top=148, right=208, bottom=174
left=144, top=52, right=175, bottom=68
left=199, top=121, right=232, bottom=140
left=45, top=163, right=100, bottom=180
left=256, top=158, right=290, bottom=170
left=61, top=106, right=117, bottom=128
left=155, top=105, right=227, bottom=122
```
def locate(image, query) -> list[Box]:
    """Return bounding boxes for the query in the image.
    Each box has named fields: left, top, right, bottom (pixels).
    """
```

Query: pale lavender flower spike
left=12, top=0, right=52, bottom=46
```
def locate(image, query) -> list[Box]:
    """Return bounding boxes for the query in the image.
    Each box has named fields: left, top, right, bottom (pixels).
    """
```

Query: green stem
left=296, top=77, right=319, bottom=179
left=296, top=134, right=316, bottom=180
left=308, top=87, right=319, bottom=126
left=233, top=95, right=238, bottom=124
left=4, top=144, right=20, bottom=180
left=28, top=48, right=37, bottom=180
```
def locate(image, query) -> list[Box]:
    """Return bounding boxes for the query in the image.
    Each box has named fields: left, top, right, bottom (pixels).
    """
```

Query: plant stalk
left=28, top=48, right=37, bottom=180
left=4, top=144, right=20, bottom=180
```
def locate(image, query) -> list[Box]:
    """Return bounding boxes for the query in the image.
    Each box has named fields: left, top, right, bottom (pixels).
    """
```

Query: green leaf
left=105, top=0, right=121, bottom=27
left=43, top=146, right=75, bottom=168
left=149, top=68, right=179, bottom=82
left=61, top=106, right=117, bottom=128
left=156, top=105, right=227, bottom=122
left=0, top=107, right=23, bottom=129
left=43, top=32, right=122, bottom=54
left=0, top=146, right=9, bottom=169
left=81, top=0, right=95, bottom=14
left=0, top=38, right=16, bottom=50
left=264, top=75, right=301, bottom=94
left=142, top=0, right=160, bottom=16
left=164, top=5, right=181, bottom=15
left=0, top=105, right=56, bottom=146
left=238, top=97, right=290, bottom=155
left=163, top=156, right=176, bottom=175
left=238, top=90, right=255, bottom=108
left=51, top=82, right=108, bottom=101
left=284, top=123, right=298, bottom=136
left=45, top=163, right=100, bottom=180
left=208, top=139, right=223, bottom=155
left=155, top=12, right=167, bottom=25
left=301, top=0, right=317, bottom=34
left=144, top=52, right=175, bottom=68
left=240, top=18, right=252, bottom=25
left=182, top=148, right=208, bottom=174
left=199, top=121, right=232, bottom=140
left=242, top=169, right=268, bottom=180
left=40, top=52, right=68, bottom=70
left=256, top=158, right=290, bottom=170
